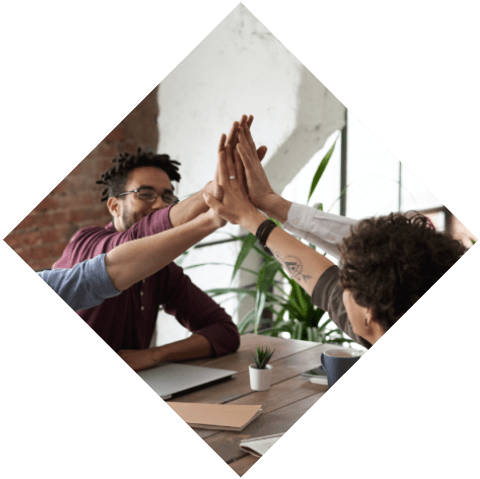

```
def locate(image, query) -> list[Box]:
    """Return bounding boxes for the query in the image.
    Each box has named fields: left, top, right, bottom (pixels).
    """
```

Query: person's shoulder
left=54, top=223, right=114, bottom=269
left=311, top=265, right=341, bottom=302
left=70, top=223, right=113, bottom=242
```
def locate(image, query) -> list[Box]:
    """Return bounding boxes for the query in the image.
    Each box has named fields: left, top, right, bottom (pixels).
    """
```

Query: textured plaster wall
left=154, top=5, right=345, bottom=345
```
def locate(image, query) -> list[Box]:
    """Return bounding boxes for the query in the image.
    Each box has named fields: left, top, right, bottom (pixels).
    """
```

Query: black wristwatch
left=255, top=219, right=277, bottom=256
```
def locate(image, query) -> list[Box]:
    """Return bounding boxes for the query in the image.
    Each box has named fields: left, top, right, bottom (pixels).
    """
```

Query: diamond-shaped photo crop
left=3, top=5, right=476, bottom=476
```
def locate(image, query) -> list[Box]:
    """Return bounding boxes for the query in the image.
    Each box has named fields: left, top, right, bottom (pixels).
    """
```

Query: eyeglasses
left=117, top=188, right=179, bottom=206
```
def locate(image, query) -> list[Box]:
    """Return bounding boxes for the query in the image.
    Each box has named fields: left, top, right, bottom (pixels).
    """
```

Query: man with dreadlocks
left=54, top=118, right=266, bottom=371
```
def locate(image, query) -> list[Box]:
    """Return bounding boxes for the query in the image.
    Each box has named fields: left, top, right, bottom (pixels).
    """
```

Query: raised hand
left=203, top=132, right=266, bottom=231
left=226, top=115, right=268, bottom=163
left=235, top=124, right=277, bottom=214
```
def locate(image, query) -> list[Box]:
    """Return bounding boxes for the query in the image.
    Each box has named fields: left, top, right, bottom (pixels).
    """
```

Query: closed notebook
left=310, top=376, right=328, bottom=386
left=167, top=402, right=262, bottom=432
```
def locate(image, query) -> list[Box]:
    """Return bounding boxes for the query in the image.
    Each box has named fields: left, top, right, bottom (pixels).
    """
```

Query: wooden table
left=167, top=333, right=337, bottom=476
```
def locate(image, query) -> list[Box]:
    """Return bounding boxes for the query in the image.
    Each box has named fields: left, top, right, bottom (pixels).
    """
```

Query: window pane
left=400, top=163, right=443, bottom=212
left=346, top=112, right=400, bottom=219
left=282, top=131, right=342, bottom=214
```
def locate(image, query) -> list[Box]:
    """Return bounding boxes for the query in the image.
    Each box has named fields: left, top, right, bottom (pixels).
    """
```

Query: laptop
left=137, top=362, right=237, bottom=400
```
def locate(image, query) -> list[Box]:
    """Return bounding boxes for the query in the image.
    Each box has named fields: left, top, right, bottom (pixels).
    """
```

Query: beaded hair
left=95, top=147, right=181, bottom=202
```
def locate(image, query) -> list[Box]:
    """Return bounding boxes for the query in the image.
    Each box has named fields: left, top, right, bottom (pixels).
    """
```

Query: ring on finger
left=229, top=176, right=236, bottom=180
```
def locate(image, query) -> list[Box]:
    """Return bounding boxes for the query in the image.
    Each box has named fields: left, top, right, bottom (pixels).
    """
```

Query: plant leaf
left=288, top=281, right=309, bottom=317
left=308, top=137, right=338, bottom=202
left=254, top=291, right=267, bottom=334
left=232, top=233, right=258, bottom=281
left=257, top=260, right=281, bottom=294
left=238, top=310, right=256, bottom=334
left=184, top=262, right=259, bottom=276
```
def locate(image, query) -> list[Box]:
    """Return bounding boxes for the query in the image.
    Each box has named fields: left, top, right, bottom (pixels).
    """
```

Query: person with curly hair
left=54, top=119, right=267, bottom=371
left=203, top=118, right=466, bottom=349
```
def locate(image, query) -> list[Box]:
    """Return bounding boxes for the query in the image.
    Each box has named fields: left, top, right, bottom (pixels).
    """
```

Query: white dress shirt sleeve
left=282, top=202, right=357, bottom=259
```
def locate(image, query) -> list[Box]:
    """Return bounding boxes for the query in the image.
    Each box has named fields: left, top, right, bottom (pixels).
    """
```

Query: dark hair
left=338, top=212, right=466, bottom=333
left=96, top=147, right=181, bottom=202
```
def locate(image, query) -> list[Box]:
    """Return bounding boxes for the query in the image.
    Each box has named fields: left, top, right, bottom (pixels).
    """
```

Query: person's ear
left=364, top=309, right=374, bottom=329
left=107, top=196, right=120, bottom=218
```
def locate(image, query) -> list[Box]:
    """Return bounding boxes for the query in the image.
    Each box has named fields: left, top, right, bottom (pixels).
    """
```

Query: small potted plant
left=249, top=346, right=275, bottom=391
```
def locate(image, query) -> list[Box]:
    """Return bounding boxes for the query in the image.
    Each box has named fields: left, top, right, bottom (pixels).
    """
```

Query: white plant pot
left=249, top=364, right=273, bottom=391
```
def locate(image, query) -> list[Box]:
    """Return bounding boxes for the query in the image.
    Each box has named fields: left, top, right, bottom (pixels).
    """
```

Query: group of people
left=39, top=115, right=466, bottom=370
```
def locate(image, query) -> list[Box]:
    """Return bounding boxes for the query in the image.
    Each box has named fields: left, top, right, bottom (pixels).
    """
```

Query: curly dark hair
left=338, top=212, right=466, bottom=333
left=96, top=147, right=181, bottom=202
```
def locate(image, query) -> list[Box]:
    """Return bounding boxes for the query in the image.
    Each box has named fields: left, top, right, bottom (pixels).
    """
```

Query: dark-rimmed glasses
left=117, top=188, right=179, bottom=206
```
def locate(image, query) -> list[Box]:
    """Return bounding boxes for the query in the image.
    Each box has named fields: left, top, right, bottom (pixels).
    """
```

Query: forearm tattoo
left=269, top=247, right=312, bottom=284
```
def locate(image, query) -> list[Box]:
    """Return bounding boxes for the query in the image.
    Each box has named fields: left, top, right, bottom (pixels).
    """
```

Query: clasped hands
left=204, top=115, right=276, bottom=230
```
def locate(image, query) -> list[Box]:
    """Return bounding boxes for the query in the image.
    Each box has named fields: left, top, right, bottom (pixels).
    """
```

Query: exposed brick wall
left=5, top=86, right=159, bottom=270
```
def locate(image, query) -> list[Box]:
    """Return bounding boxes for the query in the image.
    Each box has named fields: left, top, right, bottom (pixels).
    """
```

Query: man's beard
left=121, top=210, right=135, bottom=230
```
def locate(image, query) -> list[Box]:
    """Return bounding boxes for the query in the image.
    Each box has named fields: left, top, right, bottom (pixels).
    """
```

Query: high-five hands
left=203, top=115, right=267, bottom=227
left=205, top=114, right=287, bottom=229
left=226, top=115, right=268, bottom=164
left=234, top=122, right=277, bottom=213
left=204, top=131, right=267, bottom=232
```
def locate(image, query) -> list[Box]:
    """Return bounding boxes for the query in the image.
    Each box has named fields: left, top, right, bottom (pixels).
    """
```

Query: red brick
left=47, top=191, right=97, bottom=211
left=22, top=244, right=51, bottom=262
left=32, top=262, right=49, bottom=271
left=70, top=158, right=96, bottom=176
left=51, top=211, right=69, bottom=225
left=4, top=233, right=20, bottom=250
left=34, top=195, right=60, bottom=212
left=27, top=211, right=62, bottom=229
left=51, top=180, right=70, bottom=196
left=88, top=142, right=116, bottom=160
left=105, top=125, right=126, bottom=143
left=15, top=86, right=158, bottom=268
left=7, top=226, right=67, bottom=250
left=94, top=212, right=110, bottom=225
left=69, top=209, right=91, bottom=223
left=14, top=213, right=39, bottom=231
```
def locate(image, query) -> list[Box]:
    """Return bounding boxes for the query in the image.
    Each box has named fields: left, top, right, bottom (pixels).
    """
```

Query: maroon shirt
left=54, top=206, right=240, bottom=356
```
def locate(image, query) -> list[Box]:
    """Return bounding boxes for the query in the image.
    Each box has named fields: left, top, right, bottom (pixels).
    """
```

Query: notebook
left=168, top=402, right=262, bottom=431
left=137, top=362, right=237, bottom=400
left=239, top=433, right=284, bottom=457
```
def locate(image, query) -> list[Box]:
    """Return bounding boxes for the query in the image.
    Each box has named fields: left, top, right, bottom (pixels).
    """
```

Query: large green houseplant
left=183, top=137, right=353, bottom=345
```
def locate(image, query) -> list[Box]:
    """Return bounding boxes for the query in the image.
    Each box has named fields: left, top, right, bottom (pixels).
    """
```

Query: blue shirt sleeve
left=38, top=254, right=121, bottom=311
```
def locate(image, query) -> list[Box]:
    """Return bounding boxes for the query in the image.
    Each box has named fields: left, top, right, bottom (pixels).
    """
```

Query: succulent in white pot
left=249, top=346, right=275, bottom=391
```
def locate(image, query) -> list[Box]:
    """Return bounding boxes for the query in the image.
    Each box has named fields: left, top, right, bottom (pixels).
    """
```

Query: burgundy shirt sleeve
left=54, top=206, right=174, bottom=268
left=159, top=263, right=240, bottom=357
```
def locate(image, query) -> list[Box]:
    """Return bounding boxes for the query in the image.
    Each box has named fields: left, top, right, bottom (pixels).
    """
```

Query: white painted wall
left=154, top=5, right=345, bottom=345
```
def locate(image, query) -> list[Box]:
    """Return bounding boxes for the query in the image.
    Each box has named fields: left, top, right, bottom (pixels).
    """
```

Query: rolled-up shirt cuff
left=283, top=202, right=356, bottom=259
